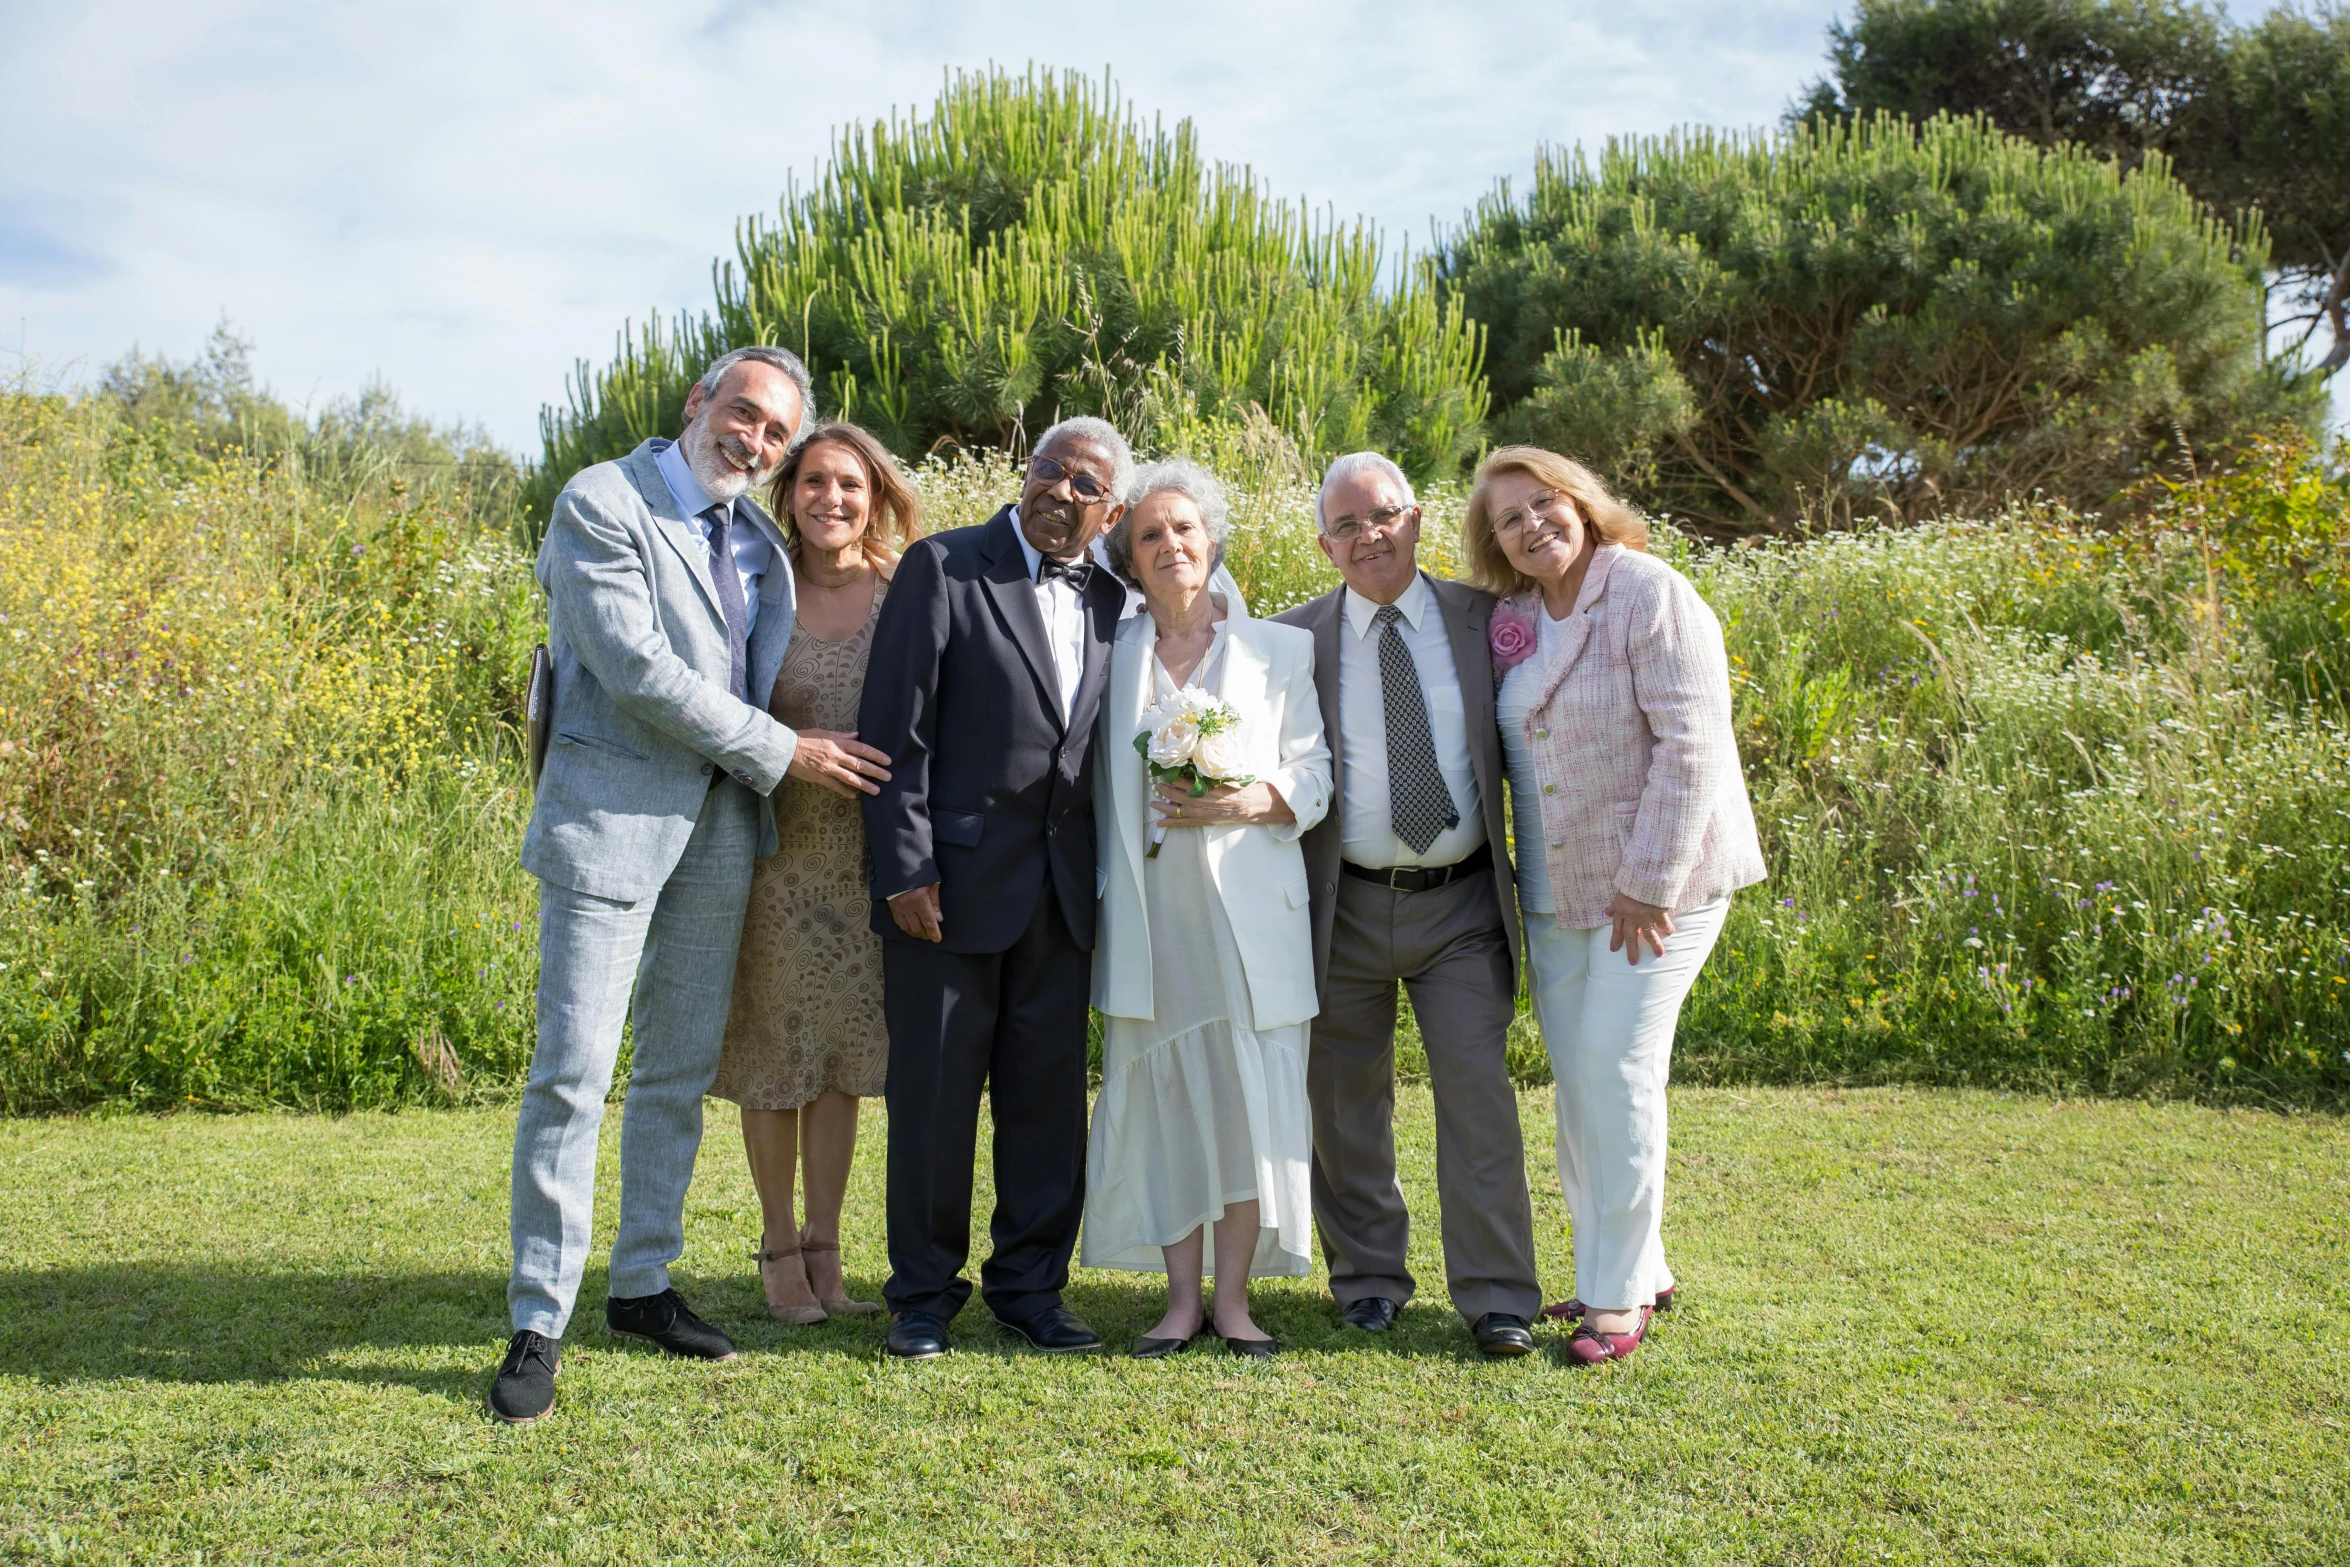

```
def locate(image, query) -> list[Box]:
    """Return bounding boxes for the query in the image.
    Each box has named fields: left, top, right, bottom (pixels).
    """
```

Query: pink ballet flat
left=1565, top=1304, right=1653, bottom=1366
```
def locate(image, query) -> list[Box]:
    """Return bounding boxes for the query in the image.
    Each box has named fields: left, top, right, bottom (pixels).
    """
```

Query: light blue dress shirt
left=655, top=438, right=773, bottom=634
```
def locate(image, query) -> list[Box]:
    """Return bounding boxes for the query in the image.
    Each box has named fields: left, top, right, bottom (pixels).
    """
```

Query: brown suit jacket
left=1272, top=573, right=1522, bottom=995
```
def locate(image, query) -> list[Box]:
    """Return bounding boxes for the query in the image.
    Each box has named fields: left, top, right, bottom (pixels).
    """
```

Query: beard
left=679, top=416, right=776, bottom=502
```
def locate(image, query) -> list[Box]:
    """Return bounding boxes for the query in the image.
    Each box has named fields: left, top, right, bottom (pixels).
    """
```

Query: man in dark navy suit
left=857, top=417, right=1131, bottom=1358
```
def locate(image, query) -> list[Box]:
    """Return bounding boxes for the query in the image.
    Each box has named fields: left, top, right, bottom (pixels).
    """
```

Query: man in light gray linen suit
left=488, top=347, right=891, bottom=1425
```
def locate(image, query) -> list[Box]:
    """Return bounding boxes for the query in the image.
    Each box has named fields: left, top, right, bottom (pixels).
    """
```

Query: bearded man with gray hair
left=489, top=347, right=892, bottom=1424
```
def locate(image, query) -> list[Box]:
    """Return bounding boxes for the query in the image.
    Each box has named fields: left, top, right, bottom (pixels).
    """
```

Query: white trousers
left=1523, top=897, right=1728, bottom=1311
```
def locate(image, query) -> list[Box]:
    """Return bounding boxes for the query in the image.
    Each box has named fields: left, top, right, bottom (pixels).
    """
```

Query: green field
left=5, top=1085, right=2344, bottom=1564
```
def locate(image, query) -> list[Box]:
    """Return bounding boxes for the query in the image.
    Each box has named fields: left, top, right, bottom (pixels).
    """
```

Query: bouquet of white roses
left=1134, top=687, right=1254, bottom=857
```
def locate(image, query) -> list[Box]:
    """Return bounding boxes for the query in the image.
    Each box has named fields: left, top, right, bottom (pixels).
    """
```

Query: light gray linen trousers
left=510, top=438, right=800, bottom=1338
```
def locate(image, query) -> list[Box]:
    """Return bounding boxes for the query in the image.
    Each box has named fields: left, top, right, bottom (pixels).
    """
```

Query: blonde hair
left=767, top=421, right=922, bottom=571
left=1461, top=445, right=1649, bottom=598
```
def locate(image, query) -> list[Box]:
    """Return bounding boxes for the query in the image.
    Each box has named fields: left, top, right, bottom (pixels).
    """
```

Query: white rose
left=1149, top=714, right=1201, bottom=767
left=1193, top=725, right=1247, bottom=781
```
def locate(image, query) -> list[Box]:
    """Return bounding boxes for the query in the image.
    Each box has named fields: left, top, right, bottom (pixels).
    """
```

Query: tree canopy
left=1442, top=113, right=2318, bottom=534
left=535, top=67, right=1485, bottom=510
left=1797, top=1, right=2350, bottom=380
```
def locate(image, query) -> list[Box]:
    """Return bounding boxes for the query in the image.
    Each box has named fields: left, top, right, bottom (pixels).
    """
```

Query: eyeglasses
left=1324, top=504, right=1411, bottom=544
left=1027, top=453, right=1114, bottom=504
left=1494, top=490, right=1571, bottom=536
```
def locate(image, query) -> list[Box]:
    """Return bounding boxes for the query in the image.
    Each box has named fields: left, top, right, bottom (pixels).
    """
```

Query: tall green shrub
left=536, top=67, right=1487, bottom=517
left=1442, top=113, right=2320, bottom=534
left=1795, top=0, right=2350, bottom=381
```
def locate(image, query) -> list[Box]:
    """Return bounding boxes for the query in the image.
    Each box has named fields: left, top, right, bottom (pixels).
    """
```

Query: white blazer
left=1090, top=610, right=1333, bottom=1030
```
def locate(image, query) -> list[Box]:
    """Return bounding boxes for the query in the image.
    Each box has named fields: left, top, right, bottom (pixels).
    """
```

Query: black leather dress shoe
left=997, top=1304, right=1101, bottom=1353
left=1472, top=1312, right=1535, bottom=1357
left=1341, top=1296, right=1401, bottom=1333
left=486, top=1329, right=560, bottom=1424
left=886, top=1312, right=949, bottom=1360
left=605, top=1289, right=738, bottom=1361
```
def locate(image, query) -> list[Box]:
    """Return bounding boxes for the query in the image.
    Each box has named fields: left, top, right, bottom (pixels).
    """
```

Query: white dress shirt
left=1015, top=519, right=1088, bottom=727
left=1337, top=572, right=1486, bottom=869
left=656, top=438, right=772, bottom=634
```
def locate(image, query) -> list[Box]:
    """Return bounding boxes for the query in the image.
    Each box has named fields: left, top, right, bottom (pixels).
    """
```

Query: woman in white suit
left=1084, top=459, right=1332, bottom=1359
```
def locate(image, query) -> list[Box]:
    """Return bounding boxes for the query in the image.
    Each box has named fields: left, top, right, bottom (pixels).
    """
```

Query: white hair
left=1316, top=450, right=1417, bottom=531
left=1105, top=457, right=1231, bottom=582
left=1033, top=415, right=1136, bottom=500
left=696, top=345, right=817, bottom=453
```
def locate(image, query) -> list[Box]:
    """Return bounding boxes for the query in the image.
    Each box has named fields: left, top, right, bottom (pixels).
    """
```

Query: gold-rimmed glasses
left=1494, top=489, right=1571, bottom=536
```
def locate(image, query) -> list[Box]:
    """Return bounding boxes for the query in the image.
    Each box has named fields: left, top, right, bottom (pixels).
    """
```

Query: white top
left=655, top=438, right=772, bottom=633
left=1336, top=573, right=1485, bottom=869
left=1014, top=521, right=1089, bottom=727
left=1496, top=606, right=1569, bottom=914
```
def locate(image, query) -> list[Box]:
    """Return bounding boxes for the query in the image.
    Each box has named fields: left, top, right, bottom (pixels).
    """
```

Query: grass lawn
left=2, top=1086, right=2345, bottom=1564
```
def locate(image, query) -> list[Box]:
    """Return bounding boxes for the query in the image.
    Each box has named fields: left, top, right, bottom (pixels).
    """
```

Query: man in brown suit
left=1271, top=451, right=1541, bottom=1358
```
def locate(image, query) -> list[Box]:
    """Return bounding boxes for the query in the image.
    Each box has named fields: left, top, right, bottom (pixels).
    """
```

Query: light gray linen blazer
left=520, top=438, right=800, bottom=902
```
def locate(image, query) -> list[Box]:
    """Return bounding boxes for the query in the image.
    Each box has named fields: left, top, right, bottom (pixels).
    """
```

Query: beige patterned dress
left=712, top=578, right=889, bottom=1109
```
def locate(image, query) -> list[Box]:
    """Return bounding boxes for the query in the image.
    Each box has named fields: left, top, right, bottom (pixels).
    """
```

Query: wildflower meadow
left=2, top=385, right=2345, bottom=1111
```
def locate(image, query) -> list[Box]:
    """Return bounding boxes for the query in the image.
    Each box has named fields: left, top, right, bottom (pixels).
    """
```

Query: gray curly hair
left=1104, top=457, right=1232, bottom=583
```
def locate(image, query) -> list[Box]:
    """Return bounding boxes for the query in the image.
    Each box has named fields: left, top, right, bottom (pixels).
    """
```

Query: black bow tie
left=1037, top=555, right=1093, bottom=590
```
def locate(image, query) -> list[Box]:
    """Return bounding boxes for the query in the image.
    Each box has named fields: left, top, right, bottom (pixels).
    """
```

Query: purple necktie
left=702, top=503, right=749, bottom=702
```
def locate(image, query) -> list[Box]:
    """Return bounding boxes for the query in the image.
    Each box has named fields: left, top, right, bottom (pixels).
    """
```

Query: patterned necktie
left=702, top=503, right=750, bottom=702
left=1374, top=603, right=1460, bottom=853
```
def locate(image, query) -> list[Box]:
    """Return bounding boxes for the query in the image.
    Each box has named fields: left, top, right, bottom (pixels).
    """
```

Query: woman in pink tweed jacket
left=1465, top=445, right=1764, bottom=1367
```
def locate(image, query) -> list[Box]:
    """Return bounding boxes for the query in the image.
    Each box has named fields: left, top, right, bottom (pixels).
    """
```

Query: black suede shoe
left=605, top=1289, right=737, bottom=1361
left=996, top=1304, right=1101, bottom=1353
left=486, top=1330, right=560, bottom=1424
left=1224, top=1334, right=1280, bottom=1359
left=1341, top=1296, right=1401, bottom=1333
left=886, top=1312, right=950, bottom=1360
left=1472, top=1312, right=1535, bottom=1358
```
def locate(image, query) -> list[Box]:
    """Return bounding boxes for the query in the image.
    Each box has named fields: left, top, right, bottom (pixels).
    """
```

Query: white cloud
left=4, top=0, right=2335, bottom=450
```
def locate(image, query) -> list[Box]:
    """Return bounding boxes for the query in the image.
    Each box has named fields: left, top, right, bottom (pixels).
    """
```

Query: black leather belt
left=1341, top=844, right=1491, bottom=894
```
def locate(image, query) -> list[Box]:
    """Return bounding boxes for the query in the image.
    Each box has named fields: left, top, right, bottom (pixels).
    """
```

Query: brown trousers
left=1308, top=871, right=1542, bottom=1323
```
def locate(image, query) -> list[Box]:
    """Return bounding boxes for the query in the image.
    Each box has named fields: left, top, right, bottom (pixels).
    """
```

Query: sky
left=3, top=0, right=2333, bottom=454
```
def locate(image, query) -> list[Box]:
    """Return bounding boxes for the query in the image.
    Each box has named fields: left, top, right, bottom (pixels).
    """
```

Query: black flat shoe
left=1130, top=1332, right=1199, bottom=1359
left=1341, top=1296, right=1401, bottom=1333
left=605, top=1288, right=737, bottom=1361
left=486, top=1329, right=560, bottom=1424
left=1224, top=1335, right=1280, bottom=1359
left=886, top=1312, right=950, bottom=1360
left=1471, top=1311, right=1535, bottom=1358
left=997, top=1305, right=1101, bottom=1353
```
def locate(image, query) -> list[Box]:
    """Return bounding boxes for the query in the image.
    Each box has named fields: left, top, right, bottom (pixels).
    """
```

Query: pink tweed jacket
left=1504, top=544, right=1765, bottom=928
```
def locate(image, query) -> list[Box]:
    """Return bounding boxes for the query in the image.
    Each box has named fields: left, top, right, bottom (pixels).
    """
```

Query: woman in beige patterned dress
left=713, top=421, right=920, bottom=1323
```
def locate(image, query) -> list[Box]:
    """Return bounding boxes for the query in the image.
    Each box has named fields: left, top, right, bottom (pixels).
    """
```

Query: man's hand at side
left=888, top=883, right=944, bottom=942
left=788, top=730, right=892, bottom=798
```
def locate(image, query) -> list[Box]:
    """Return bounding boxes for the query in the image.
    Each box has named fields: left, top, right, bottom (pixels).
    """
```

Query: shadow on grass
left=0, top=1265, right=1516, bottom=1391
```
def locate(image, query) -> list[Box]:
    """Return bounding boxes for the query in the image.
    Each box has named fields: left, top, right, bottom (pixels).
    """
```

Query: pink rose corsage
left=1489, top=599, right=1539, bottom=682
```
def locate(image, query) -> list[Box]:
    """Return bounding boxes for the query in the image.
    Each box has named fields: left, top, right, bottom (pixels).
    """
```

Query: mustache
left=717, top=433, right=777, bottom=484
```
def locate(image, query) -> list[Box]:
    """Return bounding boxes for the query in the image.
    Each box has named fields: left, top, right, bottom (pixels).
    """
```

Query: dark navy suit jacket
left=858, top=507, right=1124, bottom=954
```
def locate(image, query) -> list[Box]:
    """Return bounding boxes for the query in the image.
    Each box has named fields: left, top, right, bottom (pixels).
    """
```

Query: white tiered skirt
left=1080, top=826, right=1314, bottom=1276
